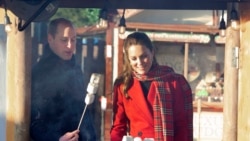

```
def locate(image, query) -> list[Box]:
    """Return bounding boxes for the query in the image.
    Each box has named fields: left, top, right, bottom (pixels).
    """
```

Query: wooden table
left=193, top=100, right=223, bottom=112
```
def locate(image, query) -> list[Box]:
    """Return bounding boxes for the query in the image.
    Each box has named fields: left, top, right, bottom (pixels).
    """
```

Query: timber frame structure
left=1, top=0, right=250, bottom=141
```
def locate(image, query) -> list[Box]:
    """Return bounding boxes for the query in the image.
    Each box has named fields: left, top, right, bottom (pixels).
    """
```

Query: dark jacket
left=30, top=44, right=96, bottom=141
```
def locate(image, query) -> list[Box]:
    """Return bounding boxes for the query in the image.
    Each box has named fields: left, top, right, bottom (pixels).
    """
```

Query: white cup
left=122, top=135, right=133, bottom=141
left=144, top=138, right=154, bottom=141
left=134, top=137, right=142, bottom=141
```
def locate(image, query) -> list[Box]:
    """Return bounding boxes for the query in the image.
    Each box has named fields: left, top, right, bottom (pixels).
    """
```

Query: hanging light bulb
left=3, top=0, right=12, bottom=33
left=98, top=8, right=108, bottom=28
left=230, top=3, right=239, bottom=30
left=219, top=10, right=226, bottom=37
left=4, top=14, right=12, bottom=33
left=118, top=9, right=126, bottom=34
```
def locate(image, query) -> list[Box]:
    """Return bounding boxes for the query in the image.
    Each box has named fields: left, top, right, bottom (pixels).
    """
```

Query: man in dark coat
left=30, top=18, right=96, bottom=141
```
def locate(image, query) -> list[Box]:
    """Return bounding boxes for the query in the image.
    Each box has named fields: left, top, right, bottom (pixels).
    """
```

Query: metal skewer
left=77, top=104, right=88, bottom=130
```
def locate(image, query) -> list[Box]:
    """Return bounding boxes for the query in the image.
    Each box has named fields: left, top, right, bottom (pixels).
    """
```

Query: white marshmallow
left=85, top=93, right=95, bottom=105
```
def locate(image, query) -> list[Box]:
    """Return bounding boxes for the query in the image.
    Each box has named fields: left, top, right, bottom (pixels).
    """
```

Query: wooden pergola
left=1, top=0, right=250, bottom=141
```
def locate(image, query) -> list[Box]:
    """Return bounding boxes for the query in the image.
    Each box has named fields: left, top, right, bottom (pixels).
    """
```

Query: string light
left=230, top=3, right=239, bottom=30
left=98, top=8, right=108, bottom=28
left=3, top=0, right=12, bottom=33
left=219, top=10, right=226, bottom=37
left=118, top=9, right=126, bottom=34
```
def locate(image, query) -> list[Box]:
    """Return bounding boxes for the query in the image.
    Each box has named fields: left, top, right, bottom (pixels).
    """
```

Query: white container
left=144, top=138, right=154, bottom=141
left=134, top=137, right=142, bottom=141
left=122, top=135, right=133, bottom=141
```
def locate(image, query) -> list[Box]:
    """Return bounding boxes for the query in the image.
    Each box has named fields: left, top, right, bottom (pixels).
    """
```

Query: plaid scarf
left=133, top=65, right=175, bottom=141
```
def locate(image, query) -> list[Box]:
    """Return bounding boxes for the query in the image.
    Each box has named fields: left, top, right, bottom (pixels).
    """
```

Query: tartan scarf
left=133, top=65, right=175, bottom=141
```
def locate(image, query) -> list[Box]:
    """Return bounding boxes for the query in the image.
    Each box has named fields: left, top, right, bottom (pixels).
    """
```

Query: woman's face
left=127, top=44, right=153, bottom=75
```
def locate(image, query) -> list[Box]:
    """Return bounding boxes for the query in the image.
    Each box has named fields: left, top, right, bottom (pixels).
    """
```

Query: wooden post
left=113, top=28, right=124, bottom=82
left=222, top=3, right=239, bottom=141
left=184, top=42, right=189, bottom=79
left=104, top=22, right=115, bottom=141
left=6, top=13, right=32, bottom=141
left=197, top=98, right=201, bottom=141
left=237, top=2, right=250, bottom=141
left=0, top=8, right=7, bottom=141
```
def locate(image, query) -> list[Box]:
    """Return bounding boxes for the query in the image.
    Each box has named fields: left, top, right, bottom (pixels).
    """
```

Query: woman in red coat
left=110, top=32, right=193, bottom=141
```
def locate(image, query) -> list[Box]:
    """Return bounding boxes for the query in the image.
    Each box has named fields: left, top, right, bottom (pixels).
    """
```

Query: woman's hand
left=59, top=130, right=80, bottom=141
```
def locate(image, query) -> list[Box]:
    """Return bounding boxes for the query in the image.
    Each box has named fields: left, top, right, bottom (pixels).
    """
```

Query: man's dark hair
left=47, top=18, right=74, bottom=38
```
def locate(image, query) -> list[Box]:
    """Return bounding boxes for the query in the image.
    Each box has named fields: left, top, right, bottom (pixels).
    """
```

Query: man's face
left=48, top=23, right=76, bottom=60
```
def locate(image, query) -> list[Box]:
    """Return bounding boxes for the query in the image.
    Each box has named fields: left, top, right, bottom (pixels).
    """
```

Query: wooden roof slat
left=58, top=0, right=232, bottom=10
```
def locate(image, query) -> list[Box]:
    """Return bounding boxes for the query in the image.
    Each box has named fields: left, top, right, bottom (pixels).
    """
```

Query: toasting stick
left=77, top=73, right=101, bottom=130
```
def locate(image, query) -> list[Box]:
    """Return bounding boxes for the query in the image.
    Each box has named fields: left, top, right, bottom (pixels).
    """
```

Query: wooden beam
left=58, top=0, right=229, bottom=10
left=126, top=22, right=219, bottom=34
left=76, top=22, right=219, bottom=36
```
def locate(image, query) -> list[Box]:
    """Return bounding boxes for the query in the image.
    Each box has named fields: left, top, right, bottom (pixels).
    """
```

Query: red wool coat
left=110, top=70, right=193, bottom=141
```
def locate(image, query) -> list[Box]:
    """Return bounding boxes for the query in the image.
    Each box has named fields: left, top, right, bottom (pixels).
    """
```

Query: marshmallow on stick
left=77, top=73, right=101, bottom=130
left=85, top=93, right=95, bottom=105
